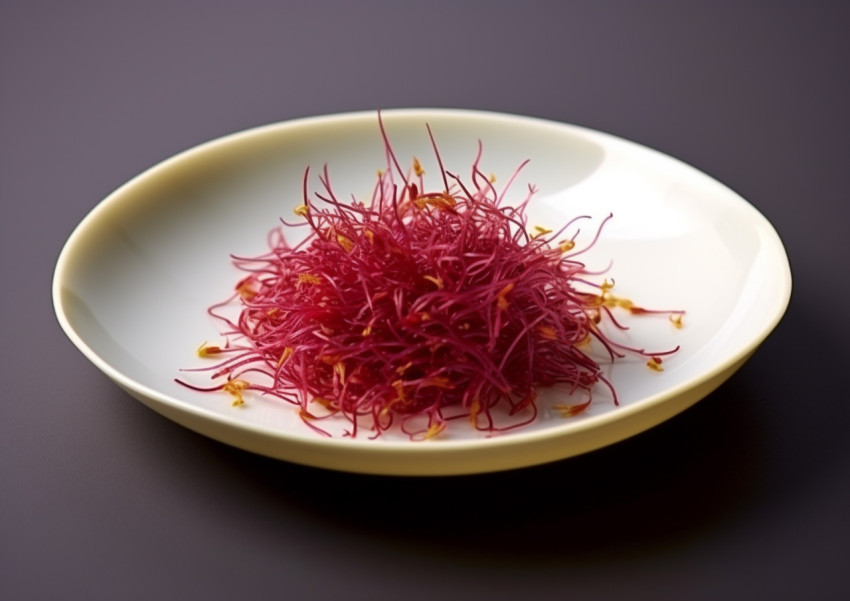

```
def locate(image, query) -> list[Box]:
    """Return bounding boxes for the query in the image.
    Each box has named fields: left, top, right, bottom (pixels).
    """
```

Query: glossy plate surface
left=53, top=109, right=791, bottom=475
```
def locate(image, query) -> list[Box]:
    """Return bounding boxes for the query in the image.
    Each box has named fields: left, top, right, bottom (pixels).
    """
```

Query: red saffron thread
left=177, top=114, right=682, bottom=439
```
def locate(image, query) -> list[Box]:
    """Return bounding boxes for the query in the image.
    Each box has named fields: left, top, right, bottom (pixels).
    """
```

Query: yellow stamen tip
left=424, top=422, right=446, bottom=439
left=336, top=234, right=355, bottom=253
left=413, top=157, right=425, bottom=176
left=647, top=357, right=664, bottom=372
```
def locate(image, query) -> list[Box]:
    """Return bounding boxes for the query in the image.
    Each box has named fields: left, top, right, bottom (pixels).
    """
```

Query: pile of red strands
left=180, top=121, right=676, bottom=439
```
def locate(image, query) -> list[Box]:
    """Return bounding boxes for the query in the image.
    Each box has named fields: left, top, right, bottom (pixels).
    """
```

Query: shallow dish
left=52, top=109, right=791, bottom=475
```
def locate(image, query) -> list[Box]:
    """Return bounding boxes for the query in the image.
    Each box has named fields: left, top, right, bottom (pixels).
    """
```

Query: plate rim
left=52, top=108, right=793, bottom=474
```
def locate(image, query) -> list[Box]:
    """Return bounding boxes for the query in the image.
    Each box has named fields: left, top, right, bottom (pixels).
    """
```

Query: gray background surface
left=3, top=2, right=849, bottom=600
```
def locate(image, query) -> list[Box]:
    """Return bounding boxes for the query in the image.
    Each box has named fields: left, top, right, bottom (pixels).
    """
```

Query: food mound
left=179, top=116, right=681, bottom=439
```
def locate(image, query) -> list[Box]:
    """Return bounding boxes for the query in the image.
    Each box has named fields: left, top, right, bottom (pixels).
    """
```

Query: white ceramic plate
left=52, top=109, right=791, bottom=475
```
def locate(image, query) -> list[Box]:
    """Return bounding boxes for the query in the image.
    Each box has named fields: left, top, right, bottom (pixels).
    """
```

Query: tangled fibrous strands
left=179, top=116, right=681, bottom=440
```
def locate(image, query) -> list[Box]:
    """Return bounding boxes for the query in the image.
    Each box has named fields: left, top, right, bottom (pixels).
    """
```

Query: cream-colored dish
left=52, top=109, right=791, bottom=475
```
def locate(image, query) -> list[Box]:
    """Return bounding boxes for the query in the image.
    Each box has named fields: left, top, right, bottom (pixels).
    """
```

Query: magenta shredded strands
left=178, top=115, right=682, bottom=439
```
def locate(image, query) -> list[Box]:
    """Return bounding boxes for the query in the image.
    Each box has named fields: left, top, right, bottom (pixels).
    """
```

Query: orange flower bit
left=646, top=356, right=664, bottom=372
left=423, top=274, right=444, bottom=289
left=531, top=225, right=553, bottom=239
left=222, top=379, right=250, bottom=406
left=599, top=278, right=615, bottom=295
left=277, top=347, right=294, bottom=367
left=626, top=303, right=686, bottom=328
left=600, top=280, right=686, bottom=326
left=537, top=325, right=558, bottom=341
left=310, top=396, right=338, bottom=413
left=415, top=191, right=457, bottom=211
left=319, top=353, right=342, bottom=365
left=553, top=399, right=592, bottom=417
left=423, top=420, right=446, bottom=439
left=496, top=282, right=515, bottom=311
left=669, top=312, right=685, bottom=329
left=468, top=397, right=483, bottom=427
left=599, top=279, right=634, bottom=311
left=297, top=272, right=322, bottom=286
left=196, top=341, right=223, bottom=358
left=510, top=391, right=537, bottom=415
left=379, top=380, right=407, bottom=417
left=412, top=157, right=425, bottom=177
left=333, top=362, right=346, bottom=385
left=336, top=233, right=355, bottom=253
left=236, top=276, right=259, bottom=300
left=395, top=361, right=413, bottom=375
left=559, top=239, right=576, bottom=253
left=424, top=376, right=453, bottom=390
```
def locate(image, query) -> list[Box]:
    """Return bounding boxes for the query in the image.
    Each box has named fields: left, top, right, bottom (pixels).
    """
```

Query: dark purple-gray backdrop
left=3, top=2, right=848, bottom=600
